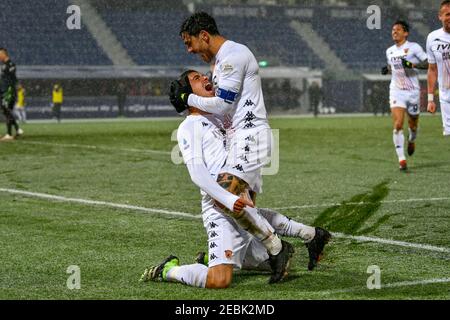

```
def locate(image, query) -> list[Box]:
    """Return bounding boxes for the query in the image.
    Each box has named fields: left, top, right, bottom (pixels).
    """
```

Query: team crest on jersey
left=220, top=63, right=234, bottom=75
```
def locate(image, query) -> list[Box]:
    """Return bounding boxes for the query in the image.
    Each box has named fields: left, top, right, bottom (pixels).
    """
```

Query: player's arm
left=187, top=54, right=245, bottom=115
left=185, top=161, right=252, bottom=213
left=402, top=45, right=429, bottom=70
left=427, top=63, right=438, bottom=113
left=177, top=123, right=248, bottom=213
left=402, top=58, right=429, bottom=70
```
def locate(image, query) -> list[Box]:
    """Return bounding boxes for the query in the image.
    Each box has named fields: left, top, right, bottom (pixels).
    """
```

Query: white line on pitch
left=332, top=232, right=450, bottom=254
left=0, top=188, right=197, bottom=219
left=315, top=277, right=450, bottom=295
left=1, top=188, right=449, bottom=254
left=20, top=140, right=171, bottom=155
left=272, top=197, right=450, bottom=210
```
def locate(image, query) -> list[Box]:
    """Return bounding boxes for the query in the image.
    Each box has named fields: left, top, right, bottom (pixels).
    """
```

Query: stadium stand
left=98, top=6, right=324, bottom=68
left=311, top=7, right=427, bottom=70
left=0, top=0, right=111, bottom=65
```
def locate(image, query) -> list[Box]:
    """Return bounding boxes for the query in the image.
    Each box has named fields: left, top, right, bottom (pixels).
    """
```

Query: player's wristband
left=428, top=94, right=434, bottom=102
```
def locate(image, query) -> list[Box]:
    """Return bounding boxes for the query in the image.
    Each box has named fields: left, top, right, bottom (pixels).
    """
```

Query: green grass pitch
left=0, top=115, right=449, bottom=299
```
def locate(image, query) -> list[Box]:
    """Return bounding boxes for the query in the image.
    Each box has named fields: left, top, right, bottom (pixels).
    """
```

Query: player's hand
left=401, top=58, right=414, bottom=69
left=427, top=101, right=436, bottom=114
left=381, top=66, right=389, bottom=75
left=169, top=78, right=192, bottom=113
left=233, top=197, right=254, bottom=214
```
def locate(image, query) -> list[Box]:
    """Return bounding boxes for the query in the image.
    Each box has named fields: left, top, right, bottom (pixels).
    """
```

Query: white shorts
left=203, top=207, right=269, bottom=269
left=390, top=90, right=420, bottom=116
left=221, top=126, right=273, bottom=194
left=439, top=101, right=450, bottom=136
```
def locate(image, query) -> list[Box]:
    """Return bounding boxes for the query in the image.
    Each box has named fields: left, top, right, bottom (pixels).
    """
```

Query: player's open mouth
left=205, top=83, right=213, bottom=92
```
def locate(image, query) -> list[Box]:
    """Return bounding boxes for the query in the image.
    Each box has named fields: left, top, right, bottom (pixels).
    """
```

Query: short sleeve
left=414, top=43, right=428, bottom=62
left=427, top=35, right=436, bottom=64
left=216, top=52, right=248, bottom=94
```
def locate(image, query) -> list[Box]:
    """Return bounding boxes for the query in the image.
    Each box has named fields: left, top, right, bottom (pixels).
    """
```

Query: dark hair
left=179, top=69, right=197, bottom=81
left=393, top=20, right=409, bottom=33
left=0, top=47, right=8, bottom=54
left=179, top=12, right=220, bottom=36
left=441, top=0, right=450, bottom=9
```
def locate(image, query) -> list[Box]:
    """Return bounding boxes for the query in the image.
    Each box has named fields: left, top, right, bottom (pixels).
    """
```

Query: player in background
left=381, top=21, right=428, bottom=171
left=15, top=83, right=26, bottom=123
left=52, top=83, right=63, bottom=123
left=141, top=70, right=330, bottom=288
left=0, top=48, right=23, bottom=141
left=172, top=12, right=297, bottom=283
left=427, top=0, right=450, bottom=136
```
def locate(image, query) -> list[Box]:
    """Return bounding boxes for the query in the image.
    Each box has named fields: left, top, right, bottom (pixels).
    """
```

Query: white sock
left=408, top=127, right=417, bottom=142
left=166, top=264, right=208, bottom=288
left=239, top=206, right=282, bottom=256
left=259, top=208, right=316, bottom=242
left=393, top=129, right=406, bottom=161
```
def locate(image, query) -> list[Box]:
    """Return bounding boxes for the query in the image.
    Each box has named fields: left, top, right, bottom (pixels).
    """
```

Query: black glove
left=381, top=66, right=389, bottom=75
left=1, top=86, right=14, bottom=107
left=401, top=58, right=414, bottom=69
left=169, top=75, right=193, bottom=114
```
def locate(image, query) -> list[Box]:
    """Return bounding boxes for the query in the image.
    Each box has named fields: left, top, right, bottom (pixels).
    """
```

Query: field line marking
left=272, top=197, right=450, bottom=210
left=316, top=277, right=450, bottom=295
left=0, top=188, right=198, bottom=220
left=20, top=140, right=171, bottom=155
left=332, top=232, right=450, bottom=254
left=1, top=188, right=449, bottom=254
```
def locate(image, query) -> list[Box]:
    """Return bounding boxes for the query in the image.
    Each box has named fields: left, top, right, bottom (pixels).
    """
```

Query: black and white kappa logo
left=243, top=111, right=256, bottom=129
left=243, top=99, right=255, bottom=107
left=210, top=253, right=218, bottom=261
left=209, top=231, right=219, bottom=238
left=233, top=164, right=244, bottom=172
left=210, top=242, right=218, bottom=249
left=239, top=155, right=249, bottom=164
left=209, top=222, right=218, bottom=229
left=244, top=145, right=251, bottom=153
left=202, top=122, right=209, bottom=127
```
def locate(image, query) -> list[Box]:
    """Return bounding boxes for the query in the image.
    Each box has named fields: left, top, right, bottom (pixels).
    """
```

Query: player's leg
left=8, top=99, right=20, bottom=135
left=1, top=104, right=14, bottom=140
left=20, top=108, right=27, bottom=123
left=141, top=210, right=244, bottom=289
left=258, top=208, right=316, bottom=242
left=407, top=114, right=419, bottom=156
left=391, top=107, right=407, bottom=170
left=405, top=93, right=421, bottom=156
left=440, top=101, right=450, bottom=136
left=258, top=208, right=331, bottom=271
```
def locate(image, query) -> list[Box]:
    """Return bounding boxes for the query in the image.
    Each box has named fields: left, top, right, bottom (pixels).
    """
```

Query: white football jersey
left=212, top=40, right=269, bottom=131
left=386, top=41, right=427, bottom=92
left=427, top=28, right=450, bottom=102
left=177, top=114, right=228, bottom=211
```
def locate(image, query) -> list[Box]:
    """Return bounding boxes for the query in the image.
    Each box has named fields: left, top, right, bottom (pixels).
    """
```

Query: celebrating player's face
left=181, top=32, right=214, bottom=63
left=187, top=71, right=215, bottom=97
left=439, top=5, right=450, bottom=32
left=391, top=24, right=408, bottom=43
